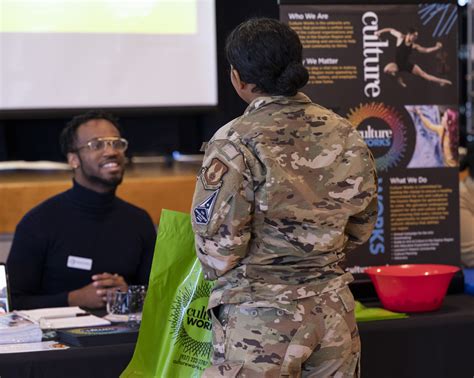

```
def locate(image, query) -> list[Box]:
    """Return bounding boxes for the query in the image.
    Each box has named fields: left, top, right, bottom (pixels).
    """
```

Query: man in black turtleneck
left=7, top=111, right=157, bottom=310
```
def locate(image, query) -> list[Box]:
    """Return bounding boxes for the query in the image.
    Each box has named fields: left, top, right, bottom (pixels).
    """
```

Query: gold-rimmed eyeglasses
left=75, top=137, right=128, bottom=152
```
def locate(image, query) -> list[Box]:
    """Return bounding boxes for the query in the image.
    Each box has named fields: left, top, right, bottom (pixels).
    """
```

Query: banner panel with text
left=281, top=3, right=460, bottom=273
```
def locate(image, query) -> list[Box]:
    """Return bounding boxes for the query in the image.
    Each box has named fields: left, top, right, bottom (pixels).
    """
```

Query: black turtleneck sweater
left=6, top=181, right=157, bottom=310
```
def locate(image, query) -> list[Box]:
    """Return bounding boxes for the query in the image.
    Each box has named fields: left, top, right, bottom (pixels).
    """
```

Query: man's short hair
left=60, top=110, right=122, bottom=156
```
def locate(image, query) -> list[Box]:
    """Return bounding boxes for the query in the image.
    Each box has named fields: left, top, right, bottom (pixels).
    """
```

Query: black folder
left=57, top=324, right=139, bottom=347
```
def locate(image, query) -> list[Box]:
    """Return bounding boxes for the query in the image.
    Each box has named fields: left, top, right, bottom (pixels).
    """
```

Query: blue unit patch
left=193, top=190, right=219, bottom=225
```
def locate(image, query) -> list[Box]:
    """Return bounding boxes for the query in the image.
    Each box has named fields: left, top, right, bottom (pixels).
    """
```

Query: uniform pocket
left=319, top=287, right=360, bottom=367
left=209, top=305, right=231, bottom=364
left=336, top=285, right=355, bottom=313
left=334, top=286, right=361, bottom=364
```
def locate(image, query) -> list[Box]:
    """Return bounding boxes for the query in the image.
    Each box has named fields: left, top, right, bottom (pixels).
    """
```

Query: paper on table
left=40, top=315, right=111, bottom=330
left=15, top=307, right=110, bottom=329
left=15, top=307, right=87, bottom=323
left=104, top=313, right=129, bottom=323
left=0, top=341, right=70, bottom=354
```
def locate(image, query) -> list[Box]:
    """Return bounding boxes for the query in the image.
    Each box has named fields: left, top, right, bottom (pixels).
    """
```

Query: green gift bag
left=121, top=210, right=213, bottom=378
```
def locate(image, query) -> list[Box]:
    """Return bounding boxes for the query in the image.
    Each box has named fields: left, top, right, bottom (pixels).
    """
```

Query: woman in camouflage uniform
left=192, top=18, right=377, bottom=377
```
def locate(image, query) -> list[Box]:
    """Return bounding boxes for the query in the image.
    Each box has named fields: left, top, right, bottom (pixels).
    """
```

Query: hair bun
left=275, top=62, right=309, bottom=96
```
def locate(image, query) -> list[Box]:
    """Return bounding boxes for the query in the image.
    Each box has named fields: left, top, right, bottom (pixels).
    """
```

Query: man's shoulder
left=15, top=190, right=69, bottom=234
left=21, top=191, right=68, bottom=221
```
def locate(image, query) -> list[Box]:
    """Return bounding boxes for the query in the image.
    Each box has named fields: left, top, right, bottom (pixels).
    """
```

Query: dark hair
left=407, top=27, right=418, bottom=35
left=225, top=18, right=309, bottom=96
left=59, top=110, right=121, bottom=156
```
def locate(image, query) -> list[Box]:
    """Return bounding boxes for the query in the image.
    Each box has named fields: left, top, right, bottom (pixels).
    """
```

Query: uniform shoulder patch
left=202, top=158, right=228, bottom=188
left=194, top=190, right=219, bottom=225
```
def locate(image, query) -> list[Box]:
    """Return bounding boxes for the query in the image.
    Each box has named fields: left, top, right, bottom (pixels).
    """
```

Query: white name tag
left=67, top=255, right=93, bottom=271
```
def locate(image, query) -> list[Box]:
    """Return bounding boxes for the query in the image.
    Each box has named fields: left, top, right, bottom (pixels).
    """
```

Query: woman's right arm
left=416, top=108, right=442, bottom=135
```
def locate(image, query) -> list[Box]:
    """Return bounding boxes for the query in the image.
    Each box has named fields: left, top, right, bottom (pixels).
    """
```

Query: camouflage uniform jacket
left=191, top=93, right=378, bottom=310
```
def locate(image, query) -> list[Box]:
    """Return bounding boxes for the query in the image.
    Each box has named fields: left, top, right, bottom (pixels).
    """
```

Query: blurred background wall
left=0, top=0, right=470, bottom=163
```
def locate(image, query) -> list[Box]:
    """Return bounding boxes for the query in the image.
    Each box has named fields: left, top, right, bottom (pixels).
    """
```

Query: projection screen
left=0, top=0, right=218, bottom=111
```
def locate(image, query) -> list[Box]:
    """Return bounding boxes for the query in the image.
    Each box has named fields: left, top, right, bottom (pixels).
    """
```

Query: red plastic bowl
left=365, top=264, right=460, bottom=313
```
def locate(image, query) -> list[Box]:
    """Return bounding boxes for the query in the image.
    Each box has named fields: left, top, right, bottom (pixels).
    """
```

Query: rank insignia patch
left=194, top=190, right=219, bottom=225
left=202, top=158, right=228, bottom=189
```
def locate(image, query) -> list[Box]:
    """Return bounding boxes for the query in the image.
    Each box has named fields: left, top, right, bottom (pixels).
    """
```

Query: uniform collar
left=244, top=92, right=312, bottom=115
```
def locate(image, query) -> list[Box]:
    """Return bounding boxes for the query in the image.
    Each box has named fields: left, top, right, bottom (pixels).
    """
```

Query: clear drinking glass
left=106, top=290, right=130, bottom=322
left=127, top=285, right=147, bottom=325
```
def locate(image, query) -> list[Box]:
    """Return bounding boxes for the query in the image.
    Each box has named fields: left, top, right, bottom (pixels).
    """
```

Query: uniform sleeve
left=6, top=219, right=68, bottom=310
left=134, top=211, right=158, bottom=285
left=344, top=190, right=378, bottom=251
left=342, top=130, right=378, bottom=252
left=191, top=139, right=254, bottom=280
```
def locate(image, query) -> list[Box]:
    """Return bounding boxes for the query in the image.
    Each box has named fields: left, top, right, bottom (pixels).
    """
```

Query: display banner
left=468, top=0, right=473, bottom=139
left=280, top=3, right=460, bottom=273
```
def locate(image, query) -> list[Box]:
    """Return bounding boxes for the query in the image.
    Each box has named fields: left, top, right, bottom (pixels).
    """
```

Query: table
left=0, top=342, right=135, bottom=378
left=0, top=294, right=473, bottom=378
left=359, top=294, right=474, bottom=378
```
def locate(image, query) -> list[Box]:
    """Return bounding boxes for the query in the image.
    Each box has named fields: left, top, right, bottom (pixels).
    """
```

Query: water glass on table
left=106, top=286, right=147, bottom=324
left=106, top=290, right=130, bottom=322
left=127, top=285, right=147, bottom=325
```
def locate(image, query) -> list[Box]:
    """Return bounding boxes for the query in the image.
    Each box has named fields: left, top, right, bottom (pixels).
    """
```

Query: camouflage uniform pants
left=203, top=286, right=360, bottom=378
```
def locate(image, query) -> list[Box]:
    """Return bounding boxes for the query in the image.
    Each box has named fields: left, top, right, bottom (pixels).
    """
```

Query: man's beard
left=78, top=159, right=124, bottom=191
left=86, top=171, right=123, bottom=190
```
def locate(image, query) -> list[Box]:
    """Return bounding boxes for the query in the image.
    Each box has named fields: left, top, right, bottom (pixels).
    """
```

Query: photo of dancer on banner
left=280, top=3, right=459, bottom=108
left=375, top=27, right=452, bottom=88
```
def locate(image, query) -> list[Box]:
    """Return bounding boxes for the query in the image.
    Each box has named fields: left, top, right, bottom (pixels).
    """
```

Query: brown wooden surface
left=0, top=163, right=199, bottom=233
left=0, top=165, right=469, bottom=234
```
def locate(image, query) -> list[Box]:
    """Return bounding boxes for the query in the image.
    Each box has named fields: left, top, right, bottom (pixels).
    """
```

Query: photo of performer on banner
left=406, top=105, right=459, bottom=168
left=280, top=3, right=459, bottom=108
left=375, top=27, right=452, bottom=88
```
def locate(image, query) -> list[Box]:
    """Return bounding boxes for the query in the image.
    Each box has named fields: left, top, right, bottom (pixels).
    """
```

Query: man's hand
left=68, top=282, right=107, bottom=309
left=435, top=42, right=442, bottom=49
left=67, top=272, right=128, bottom=309
left=92, top=272, right=128, bottom=294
